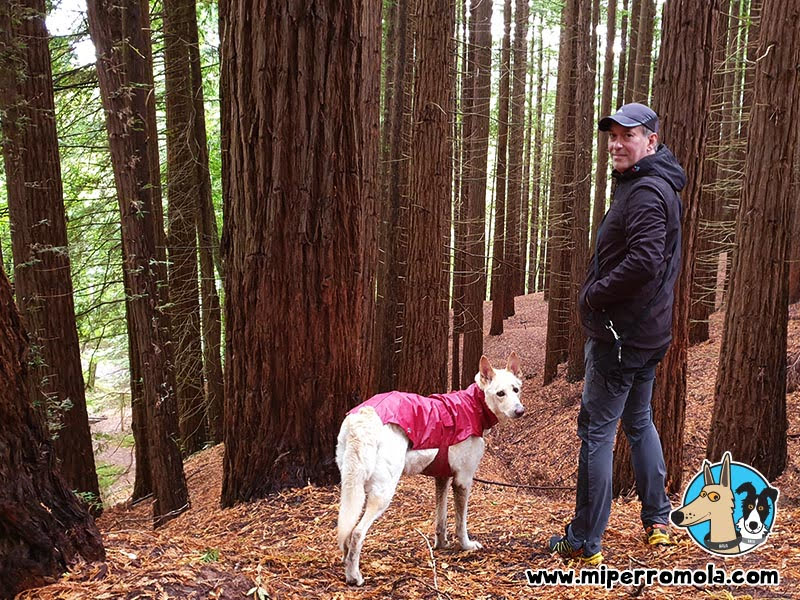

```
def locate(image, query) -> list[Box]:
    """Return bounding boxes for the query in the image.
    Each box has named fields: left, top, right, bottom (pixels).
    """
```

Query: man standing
left=548, top=103, right=685, bottom=564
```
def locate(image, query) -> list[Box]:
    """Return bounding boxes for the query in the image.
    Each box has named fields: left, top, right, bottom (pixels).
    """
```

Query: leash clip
left=605, top=320, right=622, bottom=363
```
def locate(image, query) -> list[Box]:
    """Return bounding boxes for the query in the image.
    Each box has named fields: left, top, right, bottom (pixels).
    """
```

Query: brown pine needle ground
left=19, top=294, right=800, bottom=599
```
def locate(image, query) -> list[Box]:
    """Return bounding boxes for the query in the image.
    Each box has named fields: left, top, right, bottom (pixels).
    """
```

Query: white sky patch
left=47, top=0, right=95, bottom=67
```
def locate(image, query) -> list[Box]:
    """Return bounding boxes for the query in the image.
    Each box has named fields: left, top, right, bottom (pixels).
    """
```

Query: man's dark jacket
left=579, top=144, right=686, bottom=349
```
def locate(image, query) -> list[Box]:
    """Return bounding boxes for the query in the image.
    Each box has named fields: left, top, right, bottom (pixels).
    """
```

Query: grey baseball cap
left=599, top=102, right=659, bottom=133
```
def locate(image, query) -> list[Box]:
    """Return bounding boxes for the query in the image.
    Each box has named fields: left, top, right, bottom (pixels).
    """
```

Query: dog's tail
left=336, top=406, right=382, bottom=553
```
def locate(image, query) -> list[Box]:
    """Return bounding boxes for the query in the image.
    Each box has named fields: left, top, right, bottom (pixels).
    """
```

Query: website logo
left=671, top=452, right=778, bottom=556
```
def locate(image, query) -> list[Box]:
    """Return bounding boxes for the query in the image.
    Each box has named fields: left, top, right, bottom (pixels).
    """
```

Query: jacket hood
left=613, top=144, right=687, bottom=192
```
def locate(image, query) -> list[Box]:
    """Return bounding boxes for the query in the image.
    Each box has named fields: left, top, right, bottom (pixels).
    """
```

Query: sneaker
left=645, top=523, right=675, bottom=546
left=548, top=531, right=604, bottom=565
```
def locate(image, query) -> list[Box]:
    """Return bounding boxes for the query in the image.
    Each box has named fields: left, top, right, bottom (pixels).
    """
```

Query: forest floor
left=20, top=293, right=800, bottom=600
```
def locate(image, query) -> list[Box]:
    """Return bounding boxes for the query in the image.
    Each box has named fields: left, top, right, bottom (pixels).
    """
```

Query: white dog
left=336, top=353, right=524, bottom=586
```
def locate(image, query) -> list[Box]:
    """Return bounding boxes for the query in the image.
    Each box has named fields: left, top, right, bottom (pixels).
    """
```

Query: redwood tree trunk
left=506, top=0, right=529, bottom=300
left=459, top=0, right=492, bottom=386
left=87, top=0, right=189, bottom=526
left=0, top=0, right=99, bottom=503
left=0, top=266, right=104, bottom=598
left=590, top=0, right=616, bottom=252
left=375, top=0, right=412, bottom=393
left=613, top=0, right=718, bottom=495
left=707, top=0, right=799, bottom=480
left=632, top=0, right=655, bottom=103
left=397, top=0, right=453, bottom=394
left=489, top=0, right=512, bottom=336
left=566, top=0, right=595, bottom=382
left=220, top=0, right=380, bottom=504
left=543, top=0, right=577, bottom=385
left=164, top=0, right=208, bottom=455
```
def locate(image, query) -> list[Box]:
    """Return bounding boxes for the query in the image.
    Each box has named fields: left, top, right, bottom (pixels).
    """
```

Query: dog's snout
left=747, top=521, right=758, bottom=532
left=671, top=511, right=684, bottom=526
left=513, top=406, right=525, bottom=418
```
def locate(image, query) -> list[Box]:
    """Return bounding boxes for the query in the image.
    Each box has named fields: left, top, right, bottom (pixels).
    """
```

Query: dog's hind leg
left=344, top=435, right=405, bottom=586
left=337, top=410, right=381, bottom=556
left=434, top=476, right=451, bottom=549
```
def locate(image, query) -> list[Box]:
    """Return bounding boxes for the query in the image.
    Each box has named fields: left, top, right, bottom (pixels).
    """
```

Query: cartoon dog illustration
left=671, top=452, right=740, bottom=554
left=735, top=481, right=778, bottom=551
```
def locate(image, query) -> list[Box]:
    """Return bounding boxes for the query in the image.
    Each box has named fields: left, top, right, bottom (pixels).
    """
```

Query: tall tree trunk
left=506, top=0, right=529, bottom=301
left=489, top=0, right=512, bottom=336
left=376, top=0, right=412, bottom=393
left=591, top=0, right=616, bottom=252
left=543, top=0, right=577, bottom=385
left=0, top=0, right=99, bottom=503
left=452, top=0, right=475, bottom=387
left=186, top=0, right=225, bottom=444
left=624, top=0, right=641, bottom=104
left=689, top=0, right=731, bottom=345
left=566, top=0, right=595, bottom=382
left=459, top=0, right=491, bottom=387
left=220, top=0, right=380, bottom=504
left=164, top=0, right=208, bottom=456
left=397, top=0, right=452, bottom=394
left=87, top=0, right=189, bottom=527
left=527, top=19, right=546, bottom=294
left=613, top=0, right=718, bottom=495
left=520, top=33, right=536, bottom=296
left=632, top=0, right=655, bottom=103
left=616, top=0, right=629, bottom=111
left=0, top=266, right=104, bottom=599
left=707, top=0, right=799, bottom=480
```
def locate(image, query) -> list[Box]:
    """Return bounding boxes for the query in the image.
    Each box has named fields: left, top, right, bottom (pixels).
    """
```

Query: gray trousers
left=566, top=337, right=672, bottom=555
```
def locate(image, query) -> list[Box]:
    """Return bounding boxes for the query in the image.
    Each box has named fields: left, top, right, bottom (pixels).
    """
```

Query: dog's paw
left=434, top=537, right=449, bottom=550
left=460, top=539, right=483, bottom=551
left=345, top=572, right=364, bottom=587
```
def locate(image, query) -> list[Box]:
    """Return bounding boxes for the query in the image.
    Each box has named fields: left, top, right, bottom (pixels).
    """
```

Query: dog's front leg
left=434, top=477, right=451, bottom=549
left=453, top=480, right=482, bottom=551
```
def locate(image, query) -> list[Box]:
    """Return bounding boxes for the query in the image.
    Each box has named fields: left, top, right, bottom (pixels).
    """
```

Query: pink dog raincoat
left=348, top=383, right=498, bottom=478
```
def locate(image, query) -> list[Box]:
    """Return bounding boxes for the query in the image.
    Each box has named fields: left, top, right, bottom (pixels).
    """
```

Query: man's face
left=607, top=122, right=657, bottom=172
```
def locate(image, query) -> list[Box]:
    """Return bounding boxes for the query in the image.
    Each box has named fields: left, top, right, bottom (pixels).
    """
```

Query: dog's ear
left=703, top=460, right=714, bottom=486
left=735, top=481, right=756, bottom=497
left=764, top=486, right=778, bottom=505
left=479, top=355, right=495, bottom=383
left=505, top=352, right=521, bottom=377
left=720, top=452, right=732, bottom=489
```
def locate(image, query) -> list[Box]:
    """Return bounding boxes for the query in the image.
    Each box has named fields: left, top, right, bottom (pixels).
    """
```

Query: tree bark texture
left=566, top=0, right=595, bottom=382
left=543, top=0, right=577, bottom=386
left=397, top=0, right=453, bottom=395
left=185, top=0, right=225, bottom=444
left=375, top=0, right=412, bottom=393
left=0, top=0, right=99, bottom=503
left=87, top=0, right=189, bottom=526
left=707, top=0, right=799, bottom=480
left=528, top=25, right=546, bottom=294
left=590, top=0, right=616, bottom=253
left=615, top=0, right=629, bottom=111
left=0, top=266, right=104, bottom=598
left=631, top=0, right=655, bottom=103
left=689, top=0, right=731, bottom=345
left=220, top=0, right=381, bottom=504
left=624, top=0, right=641, bottom=104
left=489, top=0, right=512, bottom=336
left=164, top=0, right=209, bottom=455
left=613, top=0, right=718, bottom=495
left=506, top=0, right=529, bottom=300
left=459, top=0, right=492, bottom=387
